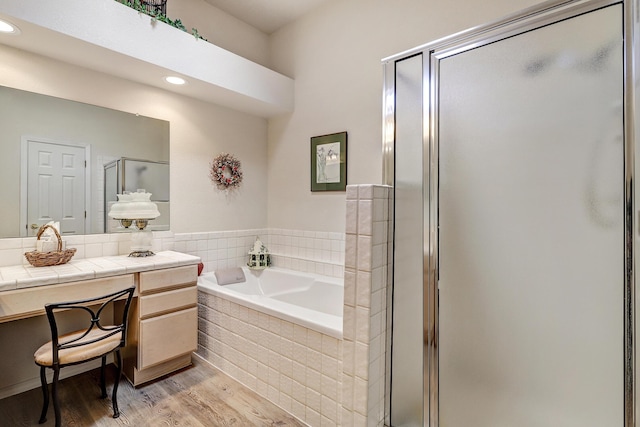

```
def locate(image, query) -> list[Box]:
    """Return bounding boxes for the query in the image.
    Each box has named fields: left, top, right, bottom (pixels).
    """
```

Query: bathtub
left=197, top=267, right=343, bottom=338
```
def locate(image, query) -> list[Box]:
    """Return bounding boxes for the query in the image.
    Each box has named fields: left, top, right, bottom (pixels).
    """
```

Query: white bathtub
left=197, top=267, right=343, bottom=338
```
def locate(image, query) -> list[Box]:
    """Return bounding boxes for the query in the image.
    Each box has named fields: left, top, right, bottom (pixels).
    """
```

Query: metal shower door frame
left=382, top=0, right=637, bottom=425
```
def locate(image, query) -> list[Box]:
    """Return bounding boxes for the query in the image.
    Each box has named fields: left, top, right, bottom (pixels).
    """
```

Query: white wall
left=168, top=0, right=270, bottom=67
left=267, top=0, right=544, bottom=232
left=0, top=44, right=268, bottom=234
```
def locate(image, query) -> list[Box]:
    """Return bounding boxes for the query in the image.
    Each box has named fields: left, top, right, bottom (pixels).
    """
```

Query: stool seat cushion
left=34, top=327, right=122, bottom=366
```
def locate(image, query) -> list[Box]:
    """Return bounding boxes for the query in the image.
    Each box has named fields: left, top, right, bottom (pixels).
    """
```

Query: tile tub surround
left=198, top=292, right=343, bottom=426
left=197, top=185, right=391, bottom=427
left=267, top=229, right=345, bottom=279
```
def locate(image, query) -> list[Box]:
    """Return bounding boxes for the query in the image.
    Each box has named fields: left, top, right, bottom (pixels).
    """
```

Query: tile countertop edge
left=0, top=251, right=201, bottom=292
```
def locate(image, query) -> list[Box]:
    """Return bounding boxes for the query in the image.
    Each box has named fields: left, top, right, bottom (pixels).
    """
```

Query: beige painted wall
left=167, top=0, right=270, bottom=67
left=267, top=0, right=545, bottom=232
left=0, top=44, right=268, bottom=234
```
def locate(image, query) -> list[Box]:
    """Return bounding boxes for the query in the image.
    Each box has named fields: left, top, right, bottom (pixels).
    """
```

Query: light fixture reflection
left=165, top=76, right=186, bottom=85
left=0, top=19, right=20, bottom=34
left=107, top=190, right=161, bottom=257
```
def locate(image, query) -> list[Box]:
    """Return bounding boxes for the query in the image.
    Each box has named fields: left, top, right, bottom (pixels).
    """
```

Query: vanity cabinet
left=122, top=265, right=198, bottom=386
left=0, top=251, right=200, bottom=398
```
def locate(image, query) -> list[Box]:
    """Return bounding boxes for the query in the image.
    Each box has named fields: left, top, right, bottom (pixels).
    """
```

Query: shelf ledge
left=0, top=0, right=294, bottom=117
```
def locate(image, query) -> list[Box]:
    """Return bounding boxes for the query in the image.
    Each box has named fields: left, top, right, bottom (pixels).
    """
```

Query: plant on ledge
left=116, top=0, right=207, bottom=41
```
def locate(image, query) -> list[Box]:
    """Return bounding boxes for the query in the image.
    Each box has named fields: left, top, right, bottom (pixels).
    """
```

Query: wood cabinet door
left=138, top=307, right=197, bottom=370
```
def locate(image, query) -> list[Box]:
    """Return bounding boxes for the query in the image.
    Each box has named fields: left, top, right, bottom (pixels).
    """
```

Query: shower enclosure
left=383, top=0, right=638, bottom=425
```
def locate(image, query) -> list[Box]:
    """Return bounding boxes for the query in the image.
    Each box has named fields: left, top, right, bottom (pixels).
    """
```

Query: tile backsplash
left=0, top=231, right=172, bottom=268
left=0, top=228, right=345, bottom=279
left=175, top=228, right=345, bottom=278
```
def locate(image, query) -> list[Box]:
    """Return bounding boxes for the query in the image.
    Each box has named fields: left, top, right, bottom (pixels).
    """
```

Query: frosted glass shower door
left=438, top=4, right=623, bottom=426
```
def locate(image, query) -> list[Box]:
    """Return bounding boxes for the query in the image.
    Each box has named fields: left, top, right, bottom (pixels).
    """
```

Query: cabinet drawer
left=0, top=274, right=135, bottom=323
left=139, top=307, right=197, bottom=370
left=139, top=286, right=197, bottom=318
left=139, top=265, right=197, bottom=294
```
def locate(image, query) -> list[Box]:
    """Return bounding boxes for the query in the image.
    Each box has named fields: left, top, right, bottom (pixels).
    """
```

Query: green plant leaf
left=117, top=0, right=206, bottom=40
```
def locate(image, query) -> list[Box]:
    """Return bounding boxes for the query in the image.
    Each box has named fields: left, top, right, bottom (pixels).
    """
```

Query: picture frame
left=310, top=131, right=347, bottom=192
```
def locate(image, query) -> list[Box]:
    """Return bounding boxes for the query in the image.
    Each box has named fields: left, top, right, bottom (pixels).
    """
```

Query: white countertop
left=0, top=251, right=200, bottom=292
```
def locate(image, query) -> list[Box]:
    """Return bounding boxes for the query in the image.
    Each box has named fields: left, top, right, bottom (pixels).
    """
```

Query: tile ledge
left=0, top=251, right=200, bottom=291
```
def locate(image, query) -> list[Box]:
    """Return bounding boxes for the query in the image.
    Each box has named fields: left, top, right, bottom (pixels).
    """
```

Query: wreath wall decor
left=210, top=153, right=243, bottom=191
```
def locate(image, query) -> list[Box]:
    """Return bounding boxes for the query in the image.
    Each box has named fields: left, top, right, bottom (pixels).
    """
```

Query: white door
left=26, top=139, right=86, bottom=236
left=438, top=4, right=623, bottom=426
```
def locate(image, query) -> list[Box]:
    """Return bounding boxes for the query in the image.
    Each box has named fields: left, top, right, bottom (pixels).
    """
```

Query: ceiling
left=202, top=0, right=329, bottom=34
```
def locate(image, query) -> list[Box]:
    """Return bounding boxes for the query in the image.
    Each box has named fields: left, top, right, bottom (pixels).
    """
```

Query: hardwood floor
left=0, top=356, right=307, bottom=426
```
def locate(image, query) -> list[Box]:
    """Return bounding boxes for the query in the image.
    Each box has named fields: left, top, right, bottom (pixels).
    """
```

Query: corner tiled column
left=342, top=184, right=390, bottom=427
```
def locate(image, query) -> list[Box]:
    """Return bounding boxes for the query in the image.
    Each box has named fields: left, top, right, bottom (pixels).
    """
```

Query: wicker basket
left=24, top=225, right=76, bottom=267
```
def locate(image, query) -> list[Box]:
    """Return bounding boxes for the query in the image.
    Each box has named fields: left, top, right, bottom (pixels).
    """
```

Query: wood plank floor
left=0, top=356, right=307, bottom=426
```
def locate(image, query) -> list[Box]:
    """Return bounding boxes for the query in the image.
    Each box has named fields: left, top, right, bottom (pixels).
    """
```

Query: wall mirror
left=0, top=85, right=170, bottom=238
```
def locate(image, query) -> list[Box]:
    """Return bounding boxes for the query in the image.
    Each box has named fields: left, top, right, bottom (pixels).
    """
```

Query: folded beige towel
left=214, top=267, right=246, bottom=286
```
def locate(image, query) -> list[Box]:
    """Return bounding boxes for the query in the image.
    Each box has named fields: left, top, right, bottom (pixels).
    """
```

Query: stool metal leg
left=51, top=366, right=61, bottom=427
left=38, top=366, right=48, bottom=424
left=112, top=350, right=122, bottom=418
left=100, top=355, right=107, bottom=398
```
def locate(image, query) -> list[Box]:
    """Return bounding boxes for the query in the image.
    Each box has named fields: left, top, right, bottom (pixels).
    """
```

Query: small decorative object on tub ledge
left=247, top=237, right=270, bottom=270
left=24, top=224, right=76, bottom=267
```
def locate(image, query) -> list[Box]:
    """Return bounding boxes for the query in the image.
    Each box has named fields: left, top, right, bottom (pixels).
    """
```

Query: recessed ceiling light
left=0, top=19, right=20, bottom=35
left=164, top=76, right=186, bottom=85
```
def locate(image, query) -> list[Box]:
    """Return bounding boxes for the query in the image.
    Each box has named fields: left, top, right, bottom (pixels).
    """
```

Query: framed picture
left=311, top=131, right=347, bottom=192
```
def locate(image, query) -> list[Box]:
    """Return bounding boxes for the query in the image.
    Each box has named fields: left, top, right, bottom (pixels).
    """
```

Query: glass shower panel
left=122, top=159, right=169, bottom=201
left=391, top=53, right=425, bottom=426
left=438, top=5, right=623, bottom=426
